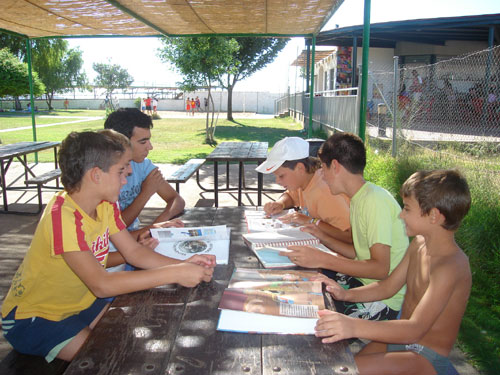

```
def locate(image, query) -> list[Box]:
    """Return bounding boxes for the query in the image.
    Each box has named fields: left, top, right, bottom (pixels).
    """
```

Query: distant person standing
left=195, top=96, right=201, bottom=112
left=191, top=98, right=196, bottom=116
left=409, top=70, right=423, bottom=102
left=204, top=97, right=209, bottom=112
left=145, top=96, right=152, bottom=116
left=152, top=97, right=158, bottom=114
left=186, top=97, right=191, bottom=115
left=64, top=98, right=69, bottom=110
left=140, top=98, right=146, bottom=113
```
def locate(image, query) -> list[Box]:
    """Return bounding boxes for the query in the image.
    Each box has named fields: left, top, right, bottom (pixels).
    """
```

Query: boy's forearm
left=321, top=256, right=388, bottom=280
left=319, top=235, right=356, bottom=259
left=350, top=318, right=423, bottom=344
left=121, top=190, right=152, bottom=226
left=153, top=195, right=185, bottom=223
left=276, top=193, right=294, bottom=210
left=122, top=244, right=181, bottom=269
left=318, top=222, right=353, bottom=245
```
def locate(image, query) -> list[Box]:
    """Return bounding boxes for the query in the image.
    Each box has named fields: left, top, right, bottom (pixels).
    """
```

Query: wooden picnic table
left=0, top=141, right=60, bottom=214
left=64, top=207, right=358, bottom=375
left=197, top=142, right=270, bottom=207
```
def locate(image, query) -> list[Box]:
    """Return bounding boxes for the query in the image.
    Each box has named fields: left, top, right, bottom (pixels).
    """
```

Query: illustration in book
left=150, top=225, right=230, bottom=264
left=244, top=208, right=298, bottom=233
left=217, top=268, right=327, bottom=335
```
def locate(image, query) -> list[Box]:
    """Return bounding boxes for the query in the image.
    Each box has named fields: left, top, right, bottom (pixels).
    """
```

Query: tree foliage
left=0, top=48, right=45, bottom=98
left=220, top=38, right=288, bottom=120
left=158, top=37, right=239, bottom=144
left=93, top=62, right=133, bottom=108
left=32, top=39, right=88, bottom=110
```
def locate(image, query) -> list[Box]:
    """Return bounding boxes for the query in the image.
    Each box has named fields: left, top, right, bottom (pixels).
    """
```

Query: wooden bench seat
left=167, top=159, right=205, bottom=193
left=25, top=168, right=61, bottom=213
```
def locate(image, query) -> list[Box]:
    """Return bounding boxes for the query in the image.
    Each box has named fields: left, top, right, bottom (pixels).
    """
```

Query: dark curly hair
left=58, top=130, right=130, bottom=194
left=104, top=108, right=153, bottom=138
left=318, top=132, right=366, bottom=174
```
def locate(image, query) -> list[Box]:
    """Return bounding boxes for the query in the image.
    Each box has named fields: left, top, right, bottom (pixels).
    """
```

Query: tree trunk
left=45, top=92, right=54, bottom=110
left=227, top=84, right=234, bottom=121
left=205, top=87, right=213, bottom=145
left=14, top=97, right=22, bottom=111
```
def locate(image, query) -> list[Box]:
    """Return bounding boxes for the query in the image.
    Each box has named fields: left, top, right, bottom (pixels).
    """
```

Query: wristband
left=310, top=218, right=318, bottom=224
left=315, top=219, right=321, bottom=227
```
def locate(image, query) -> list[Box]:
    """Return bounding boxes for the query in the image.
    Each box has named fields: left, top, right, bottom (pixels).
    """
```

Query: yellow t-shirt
left=1, top=191, right=125, bottom=321
left=287, top=170, right=351, bottom=231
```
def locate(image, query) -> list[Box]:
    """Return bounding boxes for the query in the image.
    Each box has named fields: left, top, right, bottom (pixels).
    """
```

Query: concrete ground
left=0, top=161, right=481, bottom=374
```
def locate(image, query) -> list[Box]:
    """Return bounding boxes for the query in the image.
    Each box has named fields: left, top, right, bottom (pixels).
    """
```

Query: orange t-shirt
left=287, top=170, right=350, bottom=231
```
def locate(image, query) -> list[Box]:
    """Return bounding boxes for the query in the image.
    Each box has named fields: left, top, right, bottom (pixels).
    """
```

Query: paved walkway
left=0, top=162, right=481, bottom=374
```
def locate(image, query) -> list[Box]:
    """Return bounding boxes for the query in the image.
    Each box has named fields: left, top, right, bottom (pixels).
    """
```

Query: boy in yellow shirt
left=1, top=130, right=215, bottom=363
left=315, top=169, right=471, bottom=375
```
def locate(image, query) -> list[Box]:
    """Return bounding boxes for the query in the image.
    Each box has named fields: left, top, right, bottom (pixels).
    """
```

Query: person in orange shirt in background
left=186, top=97, right=191, bottom=115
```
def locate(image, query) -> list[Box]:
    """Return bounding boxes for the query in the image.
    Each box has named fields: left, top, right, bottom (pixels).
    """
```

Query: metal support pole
left=359, top=0, right=371, bottom=141
left=26, top=38, right=38, bottom=162
left=392, top=56, right=399, bottom=157
left=308, top=35, right=316, bottom=139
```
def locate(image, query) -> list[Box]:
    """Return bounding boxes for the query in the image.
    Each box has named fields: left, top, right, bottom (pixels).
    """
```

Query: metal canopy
left=316, top=13, right=500, bottom=48
left=0, top=0, right=344, bottom=39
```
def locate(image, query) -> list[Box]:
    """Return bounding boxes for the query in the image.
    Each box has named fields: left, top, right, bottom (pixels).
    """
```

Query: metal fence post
left=392, top=56, right=399, bottom=157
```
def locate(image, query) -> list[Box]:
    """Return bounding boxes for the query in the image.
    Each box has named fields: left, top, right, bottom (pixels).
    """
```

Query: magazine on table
left=150, top=225, right=230, bottom=265
left=244, top=208, right=298, bottom=233
left=216, top=268, right=326, bottom=335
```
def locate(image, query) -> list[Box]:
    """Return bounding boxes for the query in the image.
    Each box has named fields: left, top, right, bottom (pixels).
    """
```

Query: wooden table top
left=63, top=207, right=358, bottom=375
left=0, top=141, right=60, bottom=159
left=205, top=142, right=268, bottom=162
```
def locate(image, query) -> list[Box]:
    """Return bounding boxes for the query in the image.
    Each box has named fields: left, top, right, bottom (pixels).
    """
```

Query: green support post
left=26, top=38, right=38, bottom=162
left=358, top=0, right=371, bottom=141
left=307, top=35, right=316, bottom=139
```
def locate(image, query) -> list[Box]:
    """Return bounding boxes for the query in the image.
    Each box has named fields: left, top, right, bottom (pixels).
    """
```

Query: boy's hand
left=142, top=168, right=164, bottom=197
left=310, top=275, right=347, bottom=300
left=138, top=236, right=159, bottom=250
left=300, top=223, right=322, bottom=238
left=315, top=310, right=355, bottom=343
left=281, top=245, right=329, bottom=268
left=279, top=212, right=310, bottom=225
left=264, top=202, right=284, bottom=216
left=152, top=218, right=184, bottom=228
left=185, top=254, right=217, bottom=268
left=175, top=263, right=214, bottom=287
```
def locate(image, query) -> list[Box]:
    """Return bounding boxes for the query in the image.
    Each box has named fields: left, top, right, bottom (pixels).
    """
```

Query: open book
left=242, top=228, right=327, bottom=269
left=244, top=209, right=298, bottom=233
left=150, top=225, right=230, bottom=265
left=217, top=268, right=325, bottom=335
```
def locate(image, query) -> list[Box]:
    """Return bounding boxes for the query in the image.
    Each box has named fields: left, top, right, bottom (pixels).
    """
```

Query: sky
left=66, top=0, right=500, bottom=95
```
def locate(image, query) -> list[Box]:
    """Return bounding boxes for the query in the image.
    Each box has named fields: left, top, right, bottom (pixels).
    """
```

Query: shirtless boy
left=315, top=169, right=472, bottom=375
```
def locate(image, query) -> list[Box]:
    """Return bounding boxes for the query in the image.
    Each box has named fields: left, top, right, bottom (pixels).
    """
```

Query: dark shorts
left=1, top=298, right=109, bottom=362
left=321, top=270, right=399, bottom=320
left=387, top=343, right=453, bottom=375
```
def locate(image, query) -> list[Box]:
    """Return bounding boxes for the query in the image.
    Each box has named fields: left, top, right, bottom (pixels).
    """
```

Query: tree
left=32, top=39, right=88, bottom=110
left=93, top=62, right=133, bottom=111
left=0, top=48, right=45, bottom=107
left=220, top=37, right=288, bottom=121
left=158, top=36, right=239, bottom=144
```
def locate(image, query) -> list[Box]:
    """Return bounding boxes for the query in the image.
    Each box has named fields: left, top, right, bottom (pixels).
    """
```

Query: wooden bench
left=0, top=350, right=68, bottom=375
left=25, top=168, right=62, bottom=213
left=166, top=159, right=205, bottom=193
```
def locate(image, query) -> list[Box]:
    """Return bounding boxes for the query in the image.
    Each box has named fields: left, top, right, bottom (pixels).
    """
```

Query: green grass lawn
left=0, top=110, right=303, bottom=163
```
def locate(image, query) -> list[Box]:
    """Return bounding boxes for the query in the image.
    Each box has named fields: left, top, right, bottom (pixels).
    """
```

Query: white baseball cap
left=255, top=137, right=309, bottom=174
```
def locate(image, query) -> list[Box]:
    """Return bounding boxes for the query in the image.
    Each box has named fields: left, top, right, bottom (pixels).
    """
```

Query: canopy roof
left=0, top=0, right=344, bottom=39
left=316, top=13, right=500, bottom=48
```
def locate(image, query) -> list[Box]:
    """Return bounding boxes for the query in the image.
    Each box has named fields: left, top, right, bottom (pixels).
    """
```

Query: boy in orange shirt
left=256, top=137, right=351, bottom=246
left=315, top=169, right=471, bottom=375
left=1, top=130, right=215, bottom=362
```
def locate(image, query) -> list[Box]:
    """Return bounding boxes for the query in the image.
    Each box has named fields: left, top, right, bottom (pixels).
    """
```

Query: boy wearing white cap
left=256, top=137, right=352, bottom=247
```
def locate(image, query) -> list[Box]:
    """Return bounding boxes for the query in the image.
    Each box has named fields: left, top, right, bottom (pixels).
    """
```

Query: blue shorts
left=1, top=298, right=109, bottom=363
left=387, top=343, right=453, bottom=375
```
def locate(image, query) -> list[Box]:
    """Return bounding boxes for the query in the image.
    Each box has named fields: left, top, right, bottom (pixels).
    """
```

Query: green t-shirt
left=350, top=182, right=409, bottom=311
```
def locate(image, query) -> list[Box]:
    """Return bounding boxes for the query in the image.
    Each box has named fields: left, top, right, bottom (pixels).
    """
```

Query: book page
left=217, top=309, right=318, bottom=335
left=244, top=209, right=298, bottom=232
left=242, top=228, right=319, bottom=249
left=229, top=268, right=321, bottom=284
left=151, top=225, right=230, bottom=265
